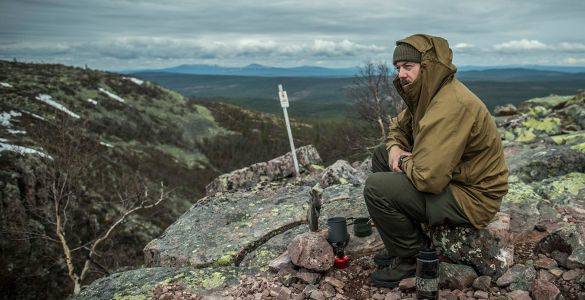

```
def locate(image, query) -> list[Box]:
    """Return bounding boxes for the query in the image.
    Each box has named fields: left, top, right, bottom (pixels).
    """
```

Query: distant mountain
left=128, top=63, right=360, bottom=77
left=127, top=63, right=585, bottom=78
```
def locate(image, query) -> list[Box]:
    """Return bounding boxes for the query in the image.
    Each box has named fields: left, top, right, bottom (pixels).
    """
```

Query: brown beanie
left=393, top=43, right=421, bottom=64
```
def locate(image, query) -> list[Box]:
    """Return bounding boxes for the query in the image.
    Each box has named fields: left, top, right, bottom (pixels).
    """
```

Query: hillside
left=75, top=92, right=585, bottom=299
left=132, top=70, right=585, bottom=118
left=0, top=60, right=366, bottom=299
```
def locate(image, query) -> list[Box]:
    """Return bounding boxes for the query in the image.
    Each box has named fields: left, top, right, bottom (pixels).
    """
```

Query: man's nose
left=398, top=69, right=407, bottom=78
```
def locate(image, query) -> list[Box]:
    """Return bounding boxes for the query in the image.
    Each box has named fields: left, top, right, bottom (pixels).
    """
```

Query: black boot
left=371, top=256, right=416, bottom=288
left=373, top=248, right=396, bottom=268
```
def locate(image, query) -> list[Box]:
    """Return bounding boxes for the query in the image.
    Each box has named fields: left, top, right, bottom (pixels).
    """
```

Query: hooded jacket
left=386, top=34, right=509, bottom=228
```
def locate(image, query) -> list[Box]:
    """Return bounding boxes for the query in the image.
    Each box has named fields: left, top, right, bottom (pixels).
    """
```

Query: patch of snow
left=87, top=98, right=98, bottom=105
left=124, top=77, right=144, bottom=85
left=35, top=94, right=80, bottom=119
left=0, top=82, right=13, bottom=88
left=0, top=142, right=53, bottom=159
left=7, top=129, right=26, bottom=135
left=98, top=88, right=125, bottom=103
left=1, top=111, right=22, bottom=127
left=25, top=111, right=46, bottom=121
left=495, top=248, right=513, bottom=267
left=100, top=141, right=114, bottom=148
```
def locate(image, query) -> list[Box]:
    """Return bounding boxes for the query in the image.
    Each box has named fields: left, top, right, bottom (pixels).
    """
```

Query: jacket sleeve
left=401, top=103, right=474, bottom=194
left=385, top=108, right=414, bottom=152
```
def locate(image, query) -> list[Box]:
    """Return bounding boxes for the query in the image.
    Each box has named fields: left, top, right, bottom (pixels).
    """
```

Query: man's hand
left=388, top=145, right=412, bottom=173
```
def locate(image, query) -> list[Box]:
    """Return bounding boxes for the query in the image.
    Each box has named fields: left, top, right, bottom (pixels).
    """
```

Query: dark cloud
left=0, top=0, right=584, bottom=69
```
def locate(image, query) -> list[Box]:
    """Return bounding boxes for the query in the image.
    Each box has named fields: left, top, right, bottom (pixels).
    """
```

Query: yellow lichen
left=521, top=117, right=561, bottom=134
left=201, top=272, right=225, bottom=289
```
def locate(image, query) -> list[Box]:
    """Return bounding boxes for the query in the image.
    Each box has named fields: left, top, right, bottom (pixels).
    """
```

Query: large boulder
left=431, top=212, right=513, bottom=278
left=205, top=145, right=322, bottom=196
left=319, top=159, right=365, bottom=188
left=144, top=184, right=310, bottom=268
left=73, top=266, right=254, bottom=300
left=287, top=232, right=334, bottom=272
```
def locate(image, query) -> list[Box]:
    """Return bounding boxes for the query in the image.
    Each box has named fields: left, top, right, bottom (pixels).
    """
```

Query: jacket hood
left=393, top=34, right=457, bottom=125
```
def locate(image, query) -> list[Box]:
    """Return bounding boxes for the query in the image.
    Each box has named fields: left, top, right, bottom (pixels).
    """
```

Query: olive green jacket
left=386, top=34, right=509, bottom=228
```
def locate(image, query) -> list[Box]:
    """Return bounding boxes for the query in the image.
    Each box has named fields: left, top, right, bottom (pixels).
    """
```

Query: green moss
left=521, top=117, right=561, bottom=134
left=551, top=131, right=585, bottom=145
left=514, top=127, right=536, bottom=142
left=155, top=144, right=208, bottom=168
left=527, top=106, right=550, bottom=118
left=503, top=181, right=541, bottom=204
left=525, top=95, right=573, bottom=108
left=113, top=293, right=148, bottom=300
left=201, top=272, right=225, bottom=289
left=571, top=142, right=585, bottom=153
left=548, top=172, right=585, bottom=198
left=215, top=252, right=235, bottom=266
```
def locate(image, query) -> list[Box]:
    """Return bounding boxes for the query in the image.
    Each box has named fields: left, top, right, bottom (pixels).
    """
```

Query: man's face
left=395, top=61, right=421, bottom=87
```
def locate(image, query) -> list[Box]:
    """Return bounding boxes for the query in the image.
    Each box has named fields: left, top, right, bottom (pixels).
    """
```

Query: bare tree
left=347, top=62, right=403, bottom=139
left=19, top=116, right=171, bottom=295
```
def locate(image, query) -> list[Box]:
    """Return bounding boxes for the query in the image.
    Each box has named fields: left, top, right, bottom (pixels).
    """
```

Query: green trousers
left=364, top=144, right=471, bottom=258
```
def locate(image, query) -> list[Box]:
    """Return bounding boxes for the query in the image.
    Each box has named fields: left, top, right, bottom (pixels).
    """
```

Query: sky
left=1, top=0, right=585, bottom=70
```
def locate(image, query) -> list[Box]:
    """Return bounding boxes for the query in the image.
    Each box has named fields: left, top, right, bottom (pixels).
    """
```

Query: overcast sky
left=1, top=0, right=584, bottom=70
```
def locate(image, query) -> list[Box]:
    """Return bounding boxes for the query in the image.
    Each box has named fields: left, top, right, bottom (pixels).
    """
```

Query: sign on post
left=277, top=84, right=300, bottom=176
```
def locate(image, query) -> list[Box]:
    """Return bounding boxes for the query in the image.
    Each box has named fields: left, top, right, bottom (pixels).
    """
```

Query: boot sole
left=370, top=277, right=400, bottom=288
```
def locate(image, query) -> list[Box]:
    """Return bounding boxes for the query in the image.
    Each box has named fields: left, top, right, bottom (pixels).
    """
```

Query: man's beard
left=400, top=78, right=411, bottom=86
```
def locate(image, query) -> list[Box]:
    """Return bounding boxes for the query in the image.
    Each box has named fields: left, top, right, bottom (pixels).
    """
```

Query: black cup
left=353, top=217, right=372, bottom=237
left=327, top=217, right=349, bottom=244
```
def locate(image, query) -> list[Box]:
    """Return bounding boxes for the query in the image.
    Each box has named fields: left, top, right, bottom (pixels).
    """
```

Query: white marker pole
left=278, top=84, right=300, bottom=176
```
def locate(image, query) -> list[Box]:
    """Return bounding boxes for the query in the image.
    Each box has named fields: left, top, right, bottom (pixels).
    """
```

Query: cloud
left=494, top=39, right=585, bottom=53
left=0, top=37, right=387, bottom=62
left=564, top=57, right=585, bottom=64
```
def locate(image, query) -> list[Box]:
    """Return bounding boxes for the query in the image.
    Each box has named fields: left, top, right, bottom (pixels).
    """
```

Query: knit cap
left=393, top=43, right=421, bottom=64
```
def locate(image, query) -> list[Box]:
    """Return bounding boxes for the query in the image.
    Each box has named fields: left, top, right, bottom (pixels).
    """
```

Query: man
left=363, top=34, right=509, bottom=288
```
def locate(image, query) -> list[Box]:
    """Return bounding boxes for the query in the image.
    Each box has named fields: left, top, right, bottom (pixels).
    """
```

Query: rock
left=322, top=276, right=345, bottom=291
left=205, top=145, right=322, bottom=195
left=269, top=251, right=292, bottom=272
left=530, top=279, right=561, bottom=300
left=534, top=256, right=558, bottom=270
left=507, top=290, right=531, bottom=300
left=496, top=264, right=536, bottom=291
left=431, top=212, right=513, bottom=278
left=309, top=290, right=325, bottom=300
left=537, top=269, right=556, bottom=282
left=472, top=275, right=492, bottom=292
left=399, top=277, right=416, bottom=291
left=287, top=232, right=334, bottom=272
left=536, top=223, right=585, bottom=269
left=494, top=104, right=518, bottom=116
left=384, top=291, right=400, bottom=300
left=501, top=179, right=542, bottom=233
left=505, top=143, right=585, bottom=183
left=276, top=286, right=292, bottom=300
left=145, top=184, right=310, bottom=268
left=551, top=250, right=570, bottom=269
left=319, top=159, right=365, bottom=188
left=74, top=266, right=254, bottom=300
left=438, top=262, right=478, bottom=290
left=302, top=284, right=318, bottom=296
left=473, top=290, right=489, bottom=299
left=562, top=269, right=583, bottom=281
left=549, top=268, right=564, bottom=278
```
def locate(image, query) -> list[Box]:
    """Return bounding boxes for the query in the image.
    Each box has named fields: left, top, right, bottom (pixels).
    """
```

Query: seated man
left=364, top=34, right=509, bottom=288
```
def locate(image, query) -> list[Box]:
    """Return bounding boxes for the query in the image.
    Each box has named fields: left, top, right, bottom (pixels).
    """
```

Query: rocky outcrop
left=287, top=232, right=334, bottom=271
left=319, top=159, right=365, bottom=188
left=77, top=93, right=585, bottom=299
left=431, top=212, right=513, bottom=278
left=205, top=145, right=322, bottom=196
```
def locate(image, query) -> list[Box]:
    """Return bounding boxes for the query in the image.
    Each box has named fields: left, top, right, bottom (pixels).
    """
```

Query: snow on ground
left=22, top=110, right=46, bottom=121
left=35, top=94, right=80, bottom=119
left=100, top=141, right=114, bottom=148
left=87, top=98, right=98, bottom=105
left=98, top=88, right=125, bottom=103
left=0, top=82, right=13, bottom=88
left=1, top=111, right=22, bottom=127
left=7, top=129, right=26, bottom=135
left=0, top=141, right=53, bottom=159
left=124, top=77, right=144, bottom=85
